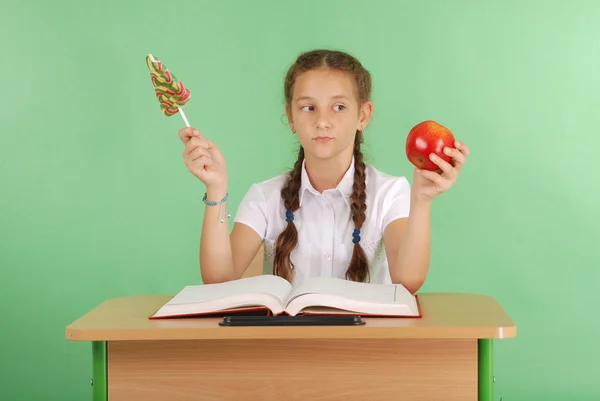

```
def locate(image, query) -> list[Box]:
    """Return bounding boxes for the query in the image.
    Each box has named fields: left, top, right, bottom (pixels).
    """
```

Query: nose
left=315, top=110, right=331, bottom=130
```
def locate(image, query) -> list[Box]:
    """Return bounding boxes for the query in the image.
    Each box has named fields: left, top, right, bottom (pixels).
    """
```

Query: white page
left=286, top=276, right=410, bottom=307
left=168, top=274, right=292, bottom=307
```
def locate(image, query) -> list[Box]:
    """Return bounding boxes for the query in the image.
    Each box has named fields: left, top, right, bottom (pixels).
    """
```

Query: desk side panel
left=107, top=338, right=477, bottom=401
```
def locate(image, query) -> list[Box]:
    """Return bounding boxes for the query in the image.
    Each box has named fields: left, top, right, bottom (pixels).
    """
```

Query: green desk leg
left=478, top=339, right=494, bottom=401
left=92, top=341, right=107, bottom=401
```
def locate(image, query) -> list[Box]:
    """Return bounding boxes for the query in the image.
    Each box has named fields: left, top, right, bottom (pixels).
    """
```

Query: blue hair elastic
left=286, top=209, right=294, bottom=223
left=352, top=228, right=361, bottom=244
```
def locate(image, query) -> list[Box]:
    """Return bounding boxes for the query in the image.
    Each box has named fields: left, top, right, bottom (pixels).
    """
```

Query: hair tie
left=352, top=228, right=361, bottom=244
left=285, top=209, right=294, bottom=223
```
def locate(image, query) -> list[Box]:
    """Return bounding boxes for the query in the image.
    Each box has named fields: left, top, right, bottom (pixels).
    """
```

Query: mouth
left=314, top=136, right=333, bottom=142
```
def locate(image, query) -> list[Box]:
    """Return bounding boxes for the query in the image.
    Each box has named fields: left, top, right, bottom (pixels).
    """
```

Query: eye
left=301, top=105, right=314, bottom=112
left=333, top=104, right=346, bottom=112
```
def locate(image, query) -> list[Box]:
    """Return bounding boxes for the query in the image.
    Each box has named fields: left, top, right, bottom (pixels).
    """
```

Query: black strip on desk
left=219, top=315, right=365, bottom=326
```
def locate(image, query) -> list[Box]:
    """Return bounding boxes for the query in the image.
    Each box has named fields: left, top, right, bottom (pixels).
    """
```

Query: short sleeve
left=381, top=177, right=411, bottom=230
left=234, top=184, right=268, bottom=239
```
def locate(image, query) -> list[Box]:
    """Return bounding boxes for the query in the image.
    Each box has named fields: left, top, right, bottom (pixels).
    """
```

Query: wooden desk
left=66, top=293, right=515, bottom=401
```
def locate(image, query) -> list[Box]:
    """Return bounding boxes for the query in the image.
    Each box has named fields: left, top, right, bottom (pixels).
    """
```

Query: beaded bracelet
left=203, top=192, right=231, bottom=223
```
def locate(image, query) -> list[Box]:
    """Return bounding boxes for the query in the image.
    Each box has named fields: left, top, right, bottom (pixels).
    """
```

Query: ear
left=358, top=101, right=373, bottom=131
left=286, top=103, right=294, bottom=131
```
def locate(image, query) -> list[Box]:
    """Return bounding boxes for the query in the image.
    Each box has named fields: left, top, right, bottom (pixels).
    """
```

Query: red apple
left=405, top=120, right=456, bottom=171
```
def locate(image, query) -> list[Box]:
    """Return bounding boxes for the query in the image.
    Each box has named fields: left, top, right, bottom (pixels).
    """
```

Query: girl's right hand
left=178, top=127, right=228, bottom=190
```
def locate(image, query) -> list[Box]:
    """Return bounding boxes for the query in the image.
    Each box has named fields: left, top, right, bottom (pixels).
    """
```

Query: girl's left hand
left=411, top=140, right=470, bottom=203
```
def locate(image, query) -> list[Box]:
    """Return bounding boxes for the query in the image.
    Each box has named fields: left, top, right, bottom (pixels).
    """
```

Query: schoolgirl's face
left=286, top=68, right=372, bottom=161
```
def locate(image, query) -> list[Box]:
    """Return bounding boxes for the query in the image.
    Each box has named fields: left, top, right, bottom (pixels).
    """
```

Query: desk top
left=65, top=293, right=516, bottom=341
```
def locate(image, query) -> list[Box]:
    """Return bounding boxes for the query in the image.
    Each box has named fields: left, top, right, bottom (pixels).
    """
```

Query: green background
left=1, top=0, right=599, bottom=400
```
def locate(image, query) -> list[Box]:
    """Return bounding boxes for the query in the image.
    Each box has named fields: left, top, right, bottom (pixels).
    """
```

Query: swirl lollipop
left=146, top=54, right=191, bottom=126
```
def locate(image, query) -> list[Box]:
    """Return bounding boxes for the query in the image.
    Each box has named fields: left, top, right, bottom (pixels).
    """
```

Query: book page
left=288, top=277, right=407, bottom=304
left=283, top=277, right=419, bottom=316
left=167, top=274, right=292, bottom=307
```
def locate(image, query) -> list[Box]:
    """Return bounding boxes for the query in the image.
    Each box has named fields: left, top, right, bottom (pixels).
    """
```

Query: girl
left=178, top=49, right=470, bottom=293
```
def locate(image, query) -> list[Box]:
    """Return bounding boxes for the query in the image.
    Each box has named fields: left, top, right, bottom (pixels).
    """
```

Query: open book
left=149, top=274, right=421, bottom=319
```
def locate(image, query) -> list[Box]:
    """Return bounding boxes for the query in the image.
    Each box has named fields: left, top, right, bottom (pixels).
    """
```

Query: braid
left=345, top=131, right=370, bottom=282
left=273, top=147, right=304, bottom=282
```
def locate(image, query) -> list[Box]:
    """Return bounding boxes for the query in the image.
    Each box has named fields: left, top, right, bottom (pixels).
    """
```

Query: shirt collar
left=299, top=156, right=355, bottom=207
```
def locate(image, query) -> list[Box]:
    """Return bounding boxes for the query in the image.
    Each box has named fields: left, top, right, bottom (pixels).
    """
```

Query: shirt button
left=325, top=254, right=331, bottom=261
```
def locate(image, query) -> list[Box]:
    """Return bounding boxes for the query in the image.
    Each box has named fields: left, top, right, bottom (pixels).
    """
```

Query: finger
left=197, top=156, right=214, bottom=166
left=184, top=137, right=212, bottom=155
left=192, top=136, right=212, bottom=150
left=188, top=155, right=213, bottom=167
left=178, top=127, right=202, bottom=144
left=455, top=140, right=470, bottom=157
left=189, top=131, right=213, bottom=149
left=443, top=147, right=466, bottom=169
left=192, top=151, right=213, bottom=165
left=185, top=146, right=207, bottom=160
left=418, top=169, right=454, bottom=193
left=183, top=143, right=200, bottom=158
left=418, top=169, right=447, bottom=188
left=429, top=153, right=456, bottom=178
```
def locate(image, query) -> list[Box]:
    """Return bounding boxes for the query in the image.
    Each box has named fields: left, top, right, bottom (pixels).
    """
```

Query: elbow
left=201, top=274, right=232, bottom=285
left=391, top=276, right=425, bottom=295
left=200, top=275, right=221, bottom=285
left=405, top=282, right=423, bottom=295
left=200, top=268, right=236, bottom=285
left=389, top=263, right=428, bottom=294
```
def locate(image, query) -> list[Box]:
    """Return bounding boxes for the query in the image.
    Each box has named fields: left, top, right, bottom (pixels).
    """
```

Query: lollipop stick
left=178, top=107, right=190, bottom=127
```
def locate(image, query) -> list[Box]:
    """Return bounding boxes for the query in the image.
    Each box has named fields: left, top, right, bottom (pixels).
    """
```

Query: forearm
left=199, top=186, right=235, bottom=283
left=390, top=198, right=431, bottom=293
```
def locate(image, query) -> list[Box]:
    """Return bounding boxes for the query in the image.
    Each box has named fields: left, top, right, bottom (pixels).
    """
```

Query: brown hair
left=273, top=49, right=371, bottom=283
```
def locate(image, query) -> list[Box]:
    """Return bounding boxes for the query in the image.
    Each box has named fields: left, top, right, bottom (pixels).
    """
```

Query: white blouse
left=234, top=159, right=411, bottom=287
